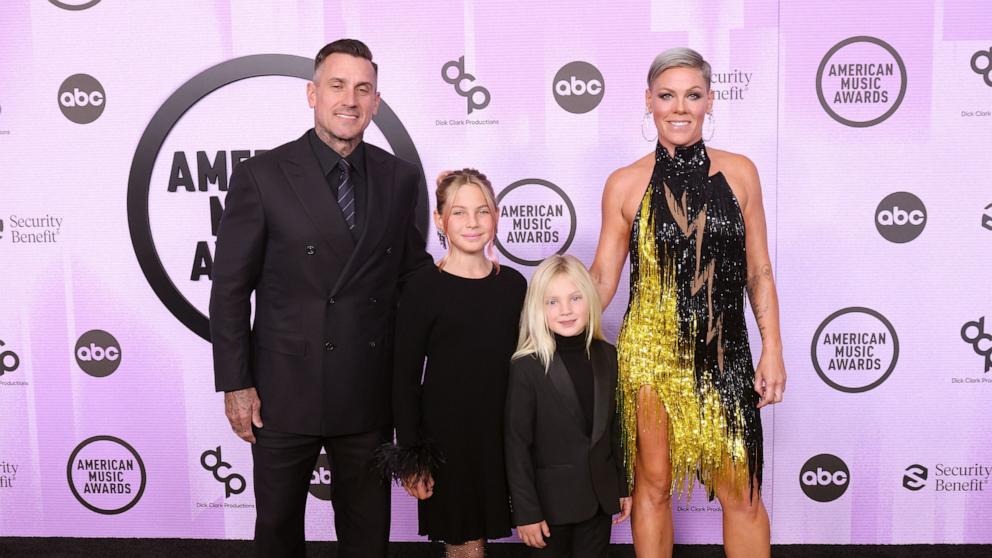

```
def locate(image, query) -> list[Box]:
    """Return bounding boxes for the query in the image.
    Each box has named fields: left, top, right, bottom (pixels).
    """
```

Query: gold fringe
left=617, top=187, right=749, bottom=499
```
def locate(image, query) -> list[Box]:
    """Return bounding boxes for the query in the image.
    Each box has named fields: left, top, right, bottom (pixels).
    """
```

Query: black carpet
left=0, top=539, right=989, bottom=558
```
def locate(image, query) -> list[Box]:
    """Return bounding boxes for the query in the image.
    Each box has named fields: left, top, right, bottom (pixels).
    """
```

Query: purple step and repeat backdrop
left=1, top=0, right=990, bottom=545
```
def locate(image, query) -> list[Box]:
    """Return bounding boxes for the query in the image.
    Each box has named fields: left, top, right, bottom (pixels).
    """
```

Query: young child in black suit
left=505, top=255, right=630, bottom=557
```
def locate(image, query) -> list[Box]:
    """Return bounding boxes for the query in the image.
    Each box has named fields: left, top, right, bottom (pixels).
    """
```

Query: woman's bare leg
left=630, top=387, right=674, bottom=558
left=715, top=478, right=770, bottom=558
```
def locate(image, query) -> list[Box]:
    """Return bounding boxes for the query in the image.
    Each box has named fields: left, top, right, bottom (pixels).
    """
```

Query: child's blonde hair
left=513, top=254, right=604, bottom=369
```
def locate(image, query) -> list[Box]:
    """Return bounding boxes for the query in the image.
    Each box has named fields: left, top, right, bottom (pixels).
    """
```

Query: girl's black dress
left=391, top=264, right=527, bottom=544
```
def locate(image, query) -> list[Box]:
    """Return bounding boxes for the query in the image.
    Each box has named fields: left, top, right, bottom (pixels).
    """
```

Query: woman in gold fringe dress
left=590, top=48, right=787, bottom=558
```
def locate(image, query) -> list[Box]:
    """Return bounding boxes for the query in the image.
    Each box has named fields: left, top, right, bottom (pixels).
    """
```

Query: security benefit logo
left=800, top=454, right=850, bottom=502
left=811, top=307, right=898, bottom=393
left=0, top=459, right=17, bottom=489
left=710, top=69, right=752, bottom=102
left=67, top=436, right=146, bottom=515
left=309, top=452, right=331, bottom=501
left=982, top=203, right=992, bottom=231
left=553, top=62, right=605, bottom=114
left=902, top=463, right=991, bottom=492
left=75, top=330, right=121, bottom=378
left=875, top=192, right=926, bottom=243
left=2, top=215, right=63, bottom=244
left=494, top=179, right=577, bottom=266
left=902, top=464, right=927, bottom=491
left=201, top=447, right=245, bottom=498
left=817, top=36, right=907, bottom=127
left=128, top=54, right=426, bottom=341
left=58, top=74, right=105, bottom=124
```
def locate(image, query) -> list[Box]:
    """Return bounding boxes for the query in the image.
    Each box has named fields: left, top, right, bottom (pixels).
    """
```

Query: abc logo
left=308, top=452, right=332, bottom=501
left=553, top=61, right=605, bottom=114
left=58, top=74, right=106, bottom=124
left=75, top=329, right=121, bottom=377
left=875, top=192, right=926, bottom=243
left=799, top=454, right=850, bottom=502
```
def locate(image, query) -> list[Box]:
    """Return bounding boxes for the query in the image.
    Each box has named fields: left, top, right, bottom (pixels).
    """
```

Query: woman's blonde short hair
left=513, top=254, right=604, bottom=370
left=647, top=47, right=711, bottom=89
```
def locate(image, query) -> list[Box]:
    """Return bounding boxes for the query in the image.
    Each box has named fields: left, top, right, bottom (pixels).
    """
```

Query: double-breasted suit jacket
left=210, top=131, right=429, bottom=436
left=505, top=340, right=628, bottom=526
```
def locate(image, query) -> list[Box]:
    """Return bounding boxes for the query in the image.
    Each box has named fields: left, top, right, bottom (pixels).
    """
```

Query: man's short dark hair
left=314, top=39, right=378, bottom=74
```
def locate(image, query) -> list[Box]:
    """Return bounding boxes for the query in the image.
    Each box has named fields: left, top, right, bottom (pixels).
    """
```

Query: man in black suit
left=209, top=39, right=429, bottom=557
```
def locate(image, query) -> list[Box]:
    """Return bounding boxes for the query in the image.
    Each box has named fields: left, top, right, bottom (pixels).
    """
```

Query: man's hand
left=517, top=521, right=550, bottom=548
left=401, top=474, right=434, bottom=500
left=225, top=387, right=262, bottom=443
left=614, top=497, right=632, bottom=524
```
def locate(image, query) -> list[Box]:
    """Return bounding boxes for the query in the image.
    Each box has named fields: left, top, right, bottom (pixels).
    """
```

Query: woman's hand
left=401, top=474, right=434, bottom=500
left=754, top=350, right=786, bottom=408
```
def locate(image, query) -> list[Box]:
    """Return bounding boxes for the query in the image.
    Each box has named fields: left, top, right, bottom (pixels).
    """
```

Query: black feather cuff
left=374, top=440, right=445, bottom=485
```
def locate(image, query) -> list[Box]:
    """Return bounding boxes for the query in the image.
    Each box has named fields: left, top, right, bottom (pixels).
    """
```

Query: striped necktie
left=334, top=159, right=356, bottom=230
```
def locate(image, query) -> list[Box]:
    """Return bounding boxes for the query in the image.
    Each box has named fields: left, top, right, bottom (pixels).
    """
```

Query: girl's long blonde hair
left=513, top=254, right=605, bottom=370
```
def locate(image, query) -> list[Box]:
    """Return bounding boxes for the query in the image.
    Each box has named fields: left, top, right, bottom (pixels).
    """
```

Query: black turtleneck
left=555, top=332, right=594, bottom=436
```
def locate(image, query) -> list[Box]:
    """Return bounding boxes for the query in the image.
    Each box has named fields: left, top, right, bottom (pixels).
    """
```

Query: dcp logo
left=875, top=192, right=926, bottom=243
left=58, top=74, right=105, bottom=124
left=201, top=447, right=246, bottom=498
left=800, top=454, right=850, bottom=502
left=49, top=0, right=101, bottom=10
left=309, top=452, right=331, bottom=501
left=0, top=340, right=20, bottom=376
left=971, top=48, right=992, bottom=87
left=903, top=464, right=928, bottom=491
left=553, top=61, right=605, bottom=114
left=960, top=317, right=992, bottom=372
left=75, top=330, right=121, bottom=377
left=442, top=56, right=490, bottom=114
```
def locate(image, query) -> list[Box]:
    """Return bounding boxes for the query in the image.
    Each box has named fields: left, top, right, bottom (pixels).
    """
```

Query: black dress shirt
left=307, top=128, right=367, bottom=238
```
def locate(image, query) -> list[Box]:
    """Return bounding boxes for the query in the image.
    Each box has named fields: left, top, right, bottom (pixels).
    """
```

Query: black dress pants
left=251, top=426, right=391, bottom=558
left=531, top=511, right=611, bottom=558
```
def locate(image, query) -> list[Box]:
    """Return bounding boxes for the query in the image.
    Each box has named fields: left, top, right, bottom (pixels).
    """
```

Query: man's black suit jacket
left=209, top=131, right=429, bottom=436
left=505, top=340, right=629, bottom=526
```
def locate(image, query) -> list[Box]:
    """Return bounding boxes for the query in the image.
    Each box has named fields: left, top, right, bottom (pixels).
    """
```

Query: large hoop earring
left=641, top=111, right=657, bottom=142
left=703, top=111, right=716, bottom=143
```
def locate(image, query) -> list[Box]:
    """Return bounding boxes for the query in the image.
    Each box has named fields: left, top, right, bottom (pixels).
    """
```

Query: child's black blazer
left=504, top=339, right=628, bottom=526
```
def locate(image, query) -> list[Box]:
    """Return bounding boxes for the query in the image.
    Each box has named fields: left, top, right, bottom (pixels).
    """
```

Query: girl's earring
left=436, top=230, right=447, bottom=248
